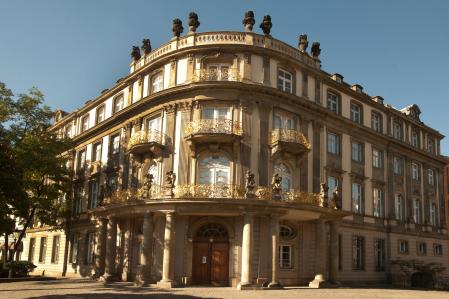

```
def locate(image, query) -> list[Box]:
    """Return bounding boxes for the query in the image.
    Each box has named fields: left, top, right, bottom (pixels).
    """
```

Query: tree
left=0, top=82, right=73, bottom=269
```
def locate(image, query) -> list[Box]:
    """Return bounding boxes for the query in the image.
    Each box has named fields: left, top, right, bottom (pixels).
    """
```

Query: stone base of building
left=156, top=280, right=177, bottom=288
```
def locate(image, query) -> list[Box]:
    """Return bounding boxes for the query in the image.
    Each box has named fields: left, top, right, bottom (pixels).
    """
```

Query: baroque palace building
left=22, top=12, right=448, bottom=289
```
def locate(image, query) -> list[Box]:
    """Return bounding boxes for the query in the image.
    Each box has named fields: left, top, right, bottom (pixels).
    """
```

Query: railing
left=185, top=119, right=243, bottom=136
left=271, top=129, right=311, bottom=149
left=192, top=68, right=240, bottom=82
left=102, top=184, right=322, bottom=207
left=131, top=31, right=320, bottom=73
left=127, top=129, right=168, bottom=150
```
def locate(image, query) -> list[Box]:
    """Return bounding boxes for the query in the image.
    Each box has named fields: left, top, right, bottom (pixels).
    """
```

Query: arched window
left=274, top=163, right=292, bottom=191
left=280, top=225, right=295, bottom=240
left=198, top=156, right=230, bottom=185
left=196, top=223, right=228, bottom=239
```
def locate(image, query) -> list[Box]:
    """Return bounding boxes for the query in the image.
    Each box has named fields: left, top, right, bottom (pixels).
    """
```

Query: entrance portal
left=192, top=223, right=229, bottom=286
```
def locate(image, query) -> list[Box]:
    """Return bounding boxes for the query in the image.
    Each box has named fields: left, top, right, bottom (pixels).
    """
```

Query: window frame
left=372, top=149, right=383, bottom=168
left=51, top=235, right=60, bottom=264
left=28, top=238, right=36, bottom=263
left=393, top=157, right=403, bottom=175
left=277, top=68, right=293, bottom=94
left=398, top=240, right=409, bottom=254
left=351, top=141, right=363, bottom=163
left=279, top=244, right=293, bottom=269
left=327, top=132, right=340, bottom=155
left=95, top=104, right=106, bottom=124
left=87, top=179, right=99, bottom=210
left=395, top=194, right=404, bottom=221
left=150, top=71, right=164, bottom=94
left=38, top=236, right=47, bottom=263
left=327, top=91, right=340, bottom=115
left=411, top=163, right=419, bottom=180
left=393, top=121, right=403, bottom=140
left=374, top=238, right=386, bottom=272
left=373, top=188, right=384, bottom=218
left=433, top=244, right=443, bottom=256
left=417, top=242, right=427, bottom=256
left=371, top=111, right=382, bottom=133
left=352, top=235, right=365, bottom=270
left=414, top=199, right=421, bottom=224
left=411, top=130, right=420, bottom=148
left=351, top=182, right=363, bottom=214
left=428, top=169, right=435, bottom=185
left=350, top=102, right=363, bottom=124
left=92, top=141, right=102, bottom=163
left=81, top=114, right=89, bottom=133
left=113, top=93, right=125, bottom=114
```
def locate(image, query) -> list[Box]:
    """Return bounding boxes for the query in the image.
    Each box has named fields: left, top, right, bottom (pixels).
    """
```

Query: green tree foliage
left=0, top=82, right=73, bottom=261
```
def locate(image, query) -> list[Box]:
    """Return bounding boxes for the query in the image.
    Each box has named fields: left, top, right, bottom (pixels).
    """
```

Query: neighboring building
left=444, top=157, right=449, bottom=267
left=23, top=13, right=448, bottom=289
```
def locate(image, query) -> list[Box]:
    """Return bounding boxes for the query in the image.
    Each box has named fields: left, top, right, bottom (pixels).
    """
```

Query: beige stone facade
left=23, top=25, right=448, bottom=289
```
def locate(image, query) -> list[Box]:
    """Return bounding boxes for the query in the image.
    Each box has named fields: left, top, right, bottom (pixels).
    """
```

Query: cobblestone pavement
left=1, top=279, right=449, bottom=299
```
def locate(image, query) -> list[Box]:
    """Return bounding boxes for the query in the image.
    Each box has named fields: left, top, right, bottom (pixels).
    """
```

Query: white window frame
left=350, top=103, right=362, bottom=124
left=111, top=134, right=120, bottom=155
left=411, top=131, right=419, bottom=147
left=279, top=244, right=293, bottom=269
left=412, top=163, right=419, bottom=180
left=327, top=176, right=339, bottom=199
left=351, top=142, right=363, bottom=162
left=371, top=112, right=382, bottom=133
left=198, top=155, right=231, bottom=185
left=151, top=72, right=163, bottom=93
left=96, top=104, right=105, bottom=124
left=414, top=199, right=421, bottom=224
left=277, top=68, right=293, bottom=93
left=88, top=180, right=99, bottom=209
left=373, top=149, right=382, bottom=168
left=81, top=115, right=89, bottom=133
left=393, top=121, right=402, bottom=140
left=395, top=194, right=403, bottom=221
left=327, top=132, right=340, bottom=155
left=202, top=107, right=230, bottom=120
left=394, top=157, right=402, bottom=175
left=399, top=240, right=409, bottom=254
left=327, top=92, right=339, bottom=114
left=373, top=188, right=383, bottom=218
left=113, top=94, right=124, bottom=114
left=92, top=142, right=102, bottom=162
left=430, top=202, right=437, bottom=226
left=71, top=234, right=79, bottom=264
left=428, top=169, right=434, bottom=185
left=352, top=183, right=362, bottom=214
left=207, top=63, right=231, bottom=81
left=86, top=232, right=96, bottom=265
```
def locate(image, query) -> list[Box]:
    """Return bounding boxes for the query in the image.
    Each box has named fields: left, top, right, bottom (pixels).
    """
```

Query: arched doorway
left=192, top=223, right=229, bottom=286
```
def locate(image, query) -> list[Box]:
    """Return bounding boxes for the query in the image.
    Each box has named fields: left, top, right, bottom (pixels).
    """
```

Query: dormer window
left=96, top=104, right=105, bottom=124
left=151, top=72, right=163, bottom=93
left=277, top=69, right=292, bottom=93
left=81, top=115, right=89, bottom=133
left=113, top=94, right=124, bottom=114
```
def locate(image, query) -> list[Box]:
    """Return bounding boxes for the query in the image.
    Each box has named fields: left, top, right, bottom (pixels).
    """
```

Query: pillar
left=237, top=213, right=253, bottom=290
left=94, top=218, right=107, bottom=277
left=309, top=218, right=328, bottom=288
left=157, top=211, right=177, bottom=288
left=104, top=217, right=117, bottom=280
left=268, top=215, right=282, bottom=288
left=142, top=212, right=154, bottom=284
left=329, top=221, right=340, bottom=284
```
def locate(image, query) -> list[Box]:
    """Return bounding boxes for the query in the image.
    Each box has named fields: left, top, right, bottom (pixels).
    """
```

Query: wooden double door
left=192, top=241, right=229, bottom=286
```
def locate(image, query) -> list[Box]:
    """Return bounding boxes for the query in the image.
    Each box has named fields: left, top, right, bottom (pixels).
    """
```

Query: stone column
left=95, top=218, right=108, bottom=277
left=104, top=217, right=117, bottom=280
left=157, top=212, right=177, bottom=288
left=329, top=221, right=340, bottom=284
left=238, top=213, right=253, bottom=290
left=142, top=212, right=154, bottom=284
left=309, top=218, right=328, bottom=288
left=268, top=215, right=281, bottom=288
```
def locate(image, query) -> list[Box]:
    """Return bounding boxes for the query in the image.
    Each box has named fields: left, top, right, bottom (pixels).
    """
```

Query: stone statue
left=298, top=34, right=308, bottom=53
left=332, top=188, right=342, bottom=210
left=271, top=173, right=282, bottom=200
left=188, top=12, right=200, bottom=33
left=320, top=183, right=329, bottom=208
left=141, top=38, right=152, bottom=55
left=259, top=15, right=272, bottom=36
left=242, top=11, right=255, bottom=32
left=311, top=42, right=321, bottom=59
left=165, top=171, right=176, bottom=197
left=172, top=18, right=184, bottom=38
left=131, top=46, right=141, bottom=61
left=141, top=173, right=154, bottom=199
left=245, top=170, right=256, bottom=198
left=104, top=180, right=113, bottom=198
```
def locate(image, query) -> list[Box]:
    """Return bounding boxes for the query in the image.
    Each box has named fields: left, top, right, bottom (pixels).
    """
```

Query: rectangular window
left=351, top=142, right=363, bottom=162
left=81, top=115, right=89, bottom=133
left=96, top=105, right=105, bottom=124
left=92, top=142, right=102, bottom=162
left=206, top=64, right=231, bottom=81
left=327, top=92, right=339, bottom=114
left=327, top=132, right=340, bottom=155
left=411, top=131, right=419, bottom=147
left=151, top=72, right=163, bottom=93
left=352, top=236, right=365, bottom=270
left=51, top=235, right=60, bottom=264
left=412, top=163, right=419, bottom=180
left=395, top=194, right=403, bottom=221
left=28, top=238, right=36, bottom=262
left=393, top=157, right=403, bottom=175
left=371, top=112, right=382, bottom=133
left=71, top=234, right=79, bottom=264
left=373, top=149, right=383, bottom=168
left=86, top=232, right=96, bottom=265
left=398, top=240, right=409, bottom=254
left=279, top=244, right=293, bottom=269
left=327, top=177, right=339, bottom=199
left=434, top=244, right=443, bottom=256
left=414, top=199, right=421, bottom=224
left=373, top=188, right=383, bottom=218
left=65, top=125, right=72, bottom=138
left=374, top=239, right=385, bottom=271
left=428, top=169, right=434, bottom=185
left=73, top=186, right=83, bottom=215
left=274, top=114, right=294, bottom=130
left=430, top=203, right=437, bottom=226
left=350, top=103, right=362, bottom=124
left=38, top=237, right=47, bottom=263
left=77, top=150, right=86, bottom=171
left=202, top=107, right=229, bottom=120
left=417, top=242, right=427, bottom=256
left=393, top=121, right=402, bottom=140
left=427, top=138, right=435, bottom=154
left=88, top=180, right=99, bottom=210
left=110, top=134, right=120, bottom=155
left=352, top=183, right=362, bottom=214
left=277, top=69, right=293, bottom=93
left=113, top=94, right=124, bottom=114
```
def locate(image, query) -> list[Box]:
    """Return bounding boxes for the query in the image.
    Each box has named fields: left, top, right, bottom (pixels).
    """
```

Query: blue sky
left=1, top=0, right=449, bottom=153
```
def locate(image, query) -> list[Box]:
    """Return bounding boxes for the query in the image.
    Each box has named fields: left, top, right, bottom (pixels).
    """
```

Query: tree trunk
left=62, top=220, right=72, bottom=277
left=11, top=206, right=36, bottom=261
left=2, top=233, right=8, bottom=267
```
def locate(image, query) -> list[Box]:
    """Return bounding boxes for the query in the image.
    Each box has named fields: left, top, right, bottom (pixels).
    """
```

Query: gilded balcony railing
left=271, top=128, right=311, bottom=150
left=127, top=129, right=168, bottom=150
left=102, top=184, right=322, bottom=207
left=193, top=68, right=240, bottom=82
left=185, top=119, right=243, bottom=136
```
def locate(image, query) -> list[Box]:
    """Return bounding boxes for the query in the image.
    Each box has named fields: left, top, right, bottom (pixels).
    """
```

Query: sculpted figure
left=188, top=12, right=200, bottom=33
left=242, top=11, right=255, bottom=32
left=141, top=38, right=152, bottom=55
left=298, top=34, right=308, bottom=52
left=172, top=18, right=184, bottom=37
left=245, top=170, right=256, bottom=198
left=311, top=42, right=321, bottom=59
left=320, top=182, right=329, bottom=207
left=131, top=46, right=141, bottom=61
left=271, top=173, right=282, bottom=200
left=141, top=173, right=154, bottom=199
left=259, top=15, right=272, bottom=36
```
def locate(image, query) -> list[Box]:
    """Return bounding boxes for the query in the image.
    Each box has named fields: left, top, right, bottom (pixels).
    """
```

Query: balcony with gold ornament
left=270, top=128, right=311, bottom=158
left=127, top=129, right=169, bottom=158
left=184, top=118, right=243, bottom=155
left=192, top=67, right=240, bottom=83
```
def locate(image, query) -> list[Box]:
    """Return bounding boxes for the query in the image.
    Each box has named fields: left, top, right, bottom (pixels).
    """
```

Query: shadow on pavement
left=26, top=294, right=219, bottom=299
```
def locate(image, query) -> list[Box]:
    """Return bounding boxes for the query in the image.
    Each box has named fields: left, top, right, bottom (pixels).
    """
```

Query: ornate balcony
left=127, top=129, right=168, bottom=157
left=270, top=129, right=311, bottom=157
left=192, top=68, right=240, bottom=82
